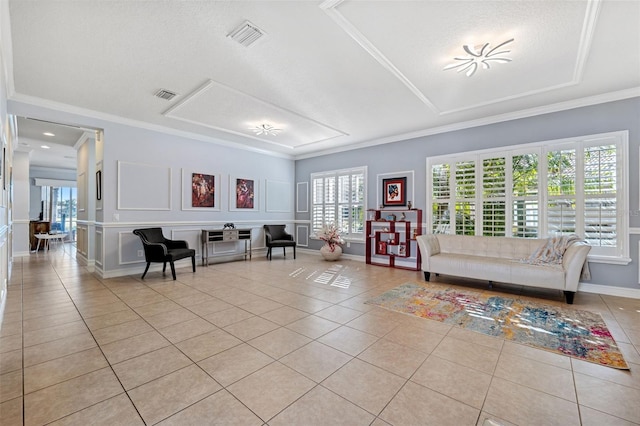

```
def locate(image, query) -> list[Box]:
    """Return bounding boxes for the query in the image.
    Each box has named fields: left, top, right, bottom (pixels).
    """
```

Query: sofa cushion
left=435, top=234, right=545, bottom=259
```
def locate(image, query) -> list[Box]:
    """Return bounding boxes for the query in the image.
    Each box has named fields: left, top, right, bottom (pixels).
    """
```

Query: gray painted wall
left=295, top=97, right=640, bottom=289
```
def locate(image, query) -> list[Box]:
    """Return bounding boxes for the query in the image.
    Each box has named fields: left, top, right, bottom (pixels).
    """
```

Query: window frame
left=311, top=166, right=367, bottom=242
left=426, top=131, right=629, bottom=265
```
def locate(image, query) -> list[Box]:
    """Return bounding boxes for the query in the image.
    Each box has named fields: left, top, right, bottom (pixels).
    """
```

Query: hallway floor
left=1, top=248, right=639, bottom=425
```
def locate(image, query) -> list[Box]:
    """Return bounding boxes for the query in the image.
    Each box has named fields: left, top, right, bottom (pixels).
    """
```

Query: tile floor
left=1, top=247, right=639, bottom=425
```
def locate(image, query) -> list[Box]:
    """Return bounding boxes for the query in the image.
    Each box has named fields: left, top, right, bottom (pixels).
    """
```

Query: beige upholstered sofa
left=416, top=234, right=591, bottom=304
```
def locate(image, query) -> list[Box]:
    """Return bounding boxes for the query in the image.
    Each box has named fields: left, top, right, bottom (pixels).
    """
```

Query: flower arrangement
left=317, top=223, right=345, bottom=252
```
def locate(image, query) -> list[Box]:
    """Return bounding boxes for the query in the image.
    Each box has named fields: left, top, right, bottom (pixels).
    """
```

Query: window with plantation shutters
left=311, top=167, right=366, bottom=241
left=427, top=131, right=629, bottom=263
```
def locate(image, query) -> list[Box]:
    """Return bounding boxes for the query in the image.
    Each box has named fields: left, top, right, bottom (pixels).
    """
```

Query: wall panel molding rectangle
left=117, top=161, right=172, bottom=210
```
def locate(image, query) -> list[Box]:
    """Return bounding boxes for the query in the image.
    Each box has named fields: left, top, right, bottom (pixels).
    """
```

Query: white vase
left=320, top=244, right=342, bottom=261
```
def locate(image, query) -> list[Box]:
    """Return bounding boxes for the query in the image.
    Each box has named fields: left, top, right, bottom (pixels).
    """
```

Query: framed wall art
left=382, top=177, right=406, bottom=207
left=182, top=169, right=220, bottom=211
left=230, top=176, right=259, bottom=211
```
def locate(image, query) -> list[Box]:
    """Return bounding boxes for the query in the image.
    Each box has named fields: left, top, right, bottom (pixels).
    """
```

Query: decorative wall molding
left=296, top=182, right=309, bottom=213
left=296, top=225, right=309, bottom=247
left=266, top=180, right=291, bottom=213
left=117, top=161, right=171, bottom=210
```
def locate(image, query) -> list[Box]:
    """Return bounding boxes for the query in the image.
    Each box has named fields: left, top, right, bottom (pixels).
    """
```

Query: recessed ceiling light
left=444, top=38, right=514, bottom=77
left=250, top=124, right=282, bottom=136
left=41, top=145, right=51, bottom=149
left=43, top=132, right=55, bottom=137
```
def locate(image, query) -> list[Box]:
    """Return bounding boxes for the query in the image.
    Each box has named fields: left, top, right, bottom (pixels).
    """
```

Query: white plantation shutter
left=431, top=164, right=450, bottom=233
left=512, top=153, right=539, bottom=238
left=482, top=157, right=506, bottom=236
left=455, top=161, right=476, bottom=235
left=427, top=131, right=628, bottom=262
left=311, top=167, right=366, bottom=239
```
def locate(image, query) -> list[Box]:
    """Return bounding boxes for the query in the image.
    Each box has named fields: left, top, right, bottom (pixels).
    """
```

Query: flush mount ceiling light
left=444, top=38, right=514, bottom=77
left=43, top=132, right=55, bottom=136
left=41, top=145, right=51, bottom=149
left=251, top=124, right=282, bottom=136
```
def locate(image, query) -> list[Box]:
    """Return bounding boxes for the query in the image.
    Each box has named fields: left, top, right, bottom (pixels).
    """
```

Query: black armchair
left=264, top=225, right=296, bottom=260
left=133, top=228, right=196, bottom=280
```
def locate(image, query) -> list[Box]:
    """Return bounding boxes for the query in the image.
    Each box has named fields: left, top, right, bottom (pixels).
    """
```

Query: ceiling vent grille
left=227, top=21, right=265, bottom=47
left=154, top=89, right=178, bottom=101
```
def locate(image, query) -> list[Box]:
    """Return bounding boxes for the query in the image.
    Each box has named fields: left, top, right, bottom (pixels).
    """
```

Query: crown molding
left=295, top=88, right=640, bottom=160
left=8, top=93, right=295, bottom=160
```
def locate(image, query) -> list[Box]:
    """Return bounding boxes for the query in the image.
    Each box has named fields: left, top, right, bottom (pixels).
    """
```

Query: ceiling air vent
left=154, top=89, right=178, bottom=101
left=227, top=21, right=265, bottom=47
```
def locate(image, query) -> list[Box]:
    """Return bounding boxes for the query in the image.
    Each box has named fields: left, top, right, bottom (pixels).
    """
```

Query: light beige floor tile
left=83, top=309, right=140, bottom=331
left=175, top=328, right=242, bottom=362
left=157, top=389, right=263, bottom=426
left=24, top=347, right=108, bottom=394
left=380, top=380, right=480, bottom=425
left=24, top=368, right=124, bottom=426
left=0, top=397, right=23, bottom=426
left=203, top=306, right=255, bottom=328
left=48, top=393, right=144, bottom=426
left=322, top=358, right=406, bottom=415
left=270, top=385, right=375, bottom=426
left=346, top=312, right=401, bottom=337
left=92, top=318, right=154, bottom=345
left=572, top=358, right=640, bottom=390
left=22, top=310, right=83, bottom=333
left=227, top=362, right=315, bottom=422
left=247, top=327, right=311, bottom=359
left=383, top=324, right=446, bottom=354
left=287, top=296, right=334, bottom=314
left=223, top=316, right=280, bottom=341
left=0, top=320, right=21, bottom=338
left=100, top=330, right=171, bottom=364
left=0, top=349, right=22, bottom=375
left=483, top=377, right=580, bottom=426
left=0, top=370, right=22, bottom=403
left=77, top=300, right=131, bottom=319
left=23, top=332, right=97, bottom=367
left=285, top=315, right=341, bottom=339
left=412, top=354, right=492, bottom=409
left=502, top=341, right=572, bottom=369
left=317, top=326, right=379, bottom=356
left=315, top=305, right=364, bottom=324
left=158, top=317, right=218, bottom=343
left=431, top=336, right=501, bottom=374
left=280, top=341, right=352, bottom=382
left=133, top=300, right=182, bottom=318
left=358, top=338, right=427, bottom=379
left=494, top=352, right=577, bottom=402
left=198, top=343, right=274, bottom=387
left=22, top=320, right=88, bottom=347
left=574, top=372, right=640, bottom=423
left=112, top=346, right=193, bottom=390
left=127, top=364, right=221, bottom=425
left=447, top=327, right=504, bottom=350
left=0, top=335, right=22, bottom=354
left=185, top=298, right=234, bottom=316
left=237, top=298, right=283, bottom=315
left=143, top=307, right=198, bottom=329
left=579, top=405, right=638, bottom=426
left=260, top=305, right=309, bottom=326
left=476, top=412, right=517, bottom=426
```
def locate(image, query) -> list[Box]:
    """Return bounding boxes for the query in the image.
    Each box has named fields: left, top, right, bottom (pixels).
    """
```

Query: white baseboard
left=13, top=251, right=32, bottom=258
left=578, top=282, right=640, bottom=299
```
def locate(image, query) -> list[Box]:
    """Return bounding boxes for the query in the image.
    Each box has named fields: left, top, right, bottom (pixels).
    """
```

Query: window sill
left=587, top=255, right=631, bottom=265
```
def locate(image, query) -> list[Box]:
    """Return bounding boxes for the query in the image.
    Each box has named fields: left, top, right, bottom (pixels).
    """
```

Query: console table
left=201, top=228, right=252, bottom=266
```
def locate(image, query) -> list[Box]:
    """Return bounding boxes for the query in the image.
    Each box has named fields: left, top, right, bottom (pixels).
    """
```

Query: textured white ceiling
left=7, top=0, right=640, bottom=160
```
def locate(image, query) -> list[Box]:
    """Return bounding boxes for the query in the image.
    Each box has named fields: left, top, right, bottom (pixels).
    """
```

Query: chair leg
left=141, top=262, right=151, bottom=280
left=283, top=247, right=286, bottom=258
left=266, top=247, right=271, bottom=260
left=191, top=255, right=196, bottom=273
left=170, top=261, right=177, bottom=280
left=293, top=246, right=296, bottom=259
left=162, top=262, right=167, bottom=275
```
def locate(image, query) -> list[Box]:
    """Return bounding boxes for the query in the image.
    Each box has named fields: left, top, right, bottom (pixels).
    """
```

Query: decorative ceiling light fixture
left=43, top=132, right=55, bottom=136
left=251, top=124, right=282, bottom=136
left=444, top=38, right=514, bottom=77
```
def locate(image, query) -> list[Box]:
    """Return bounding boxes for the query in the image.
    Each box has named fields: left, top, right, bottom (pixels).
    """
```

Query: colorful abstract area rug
left=366, top=283, right=628, bottom=369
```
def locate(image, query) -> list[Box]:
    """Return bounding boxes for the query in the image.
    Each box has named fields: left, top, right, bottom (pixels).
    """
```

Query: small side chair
left=264, top=225, right=296, bottom=260
left=133, top=227, right=196, bottom=280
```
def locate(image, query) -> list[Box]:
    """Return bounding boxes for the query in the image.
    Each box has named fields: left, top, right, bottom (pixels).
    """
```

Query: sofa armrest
left=562, top=242, right=591, bottom=291
left=416, top=235, right=440, bottom=272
